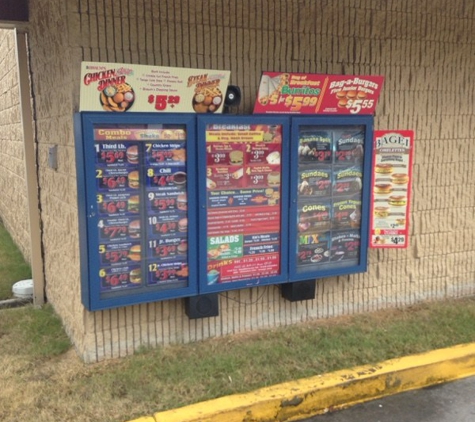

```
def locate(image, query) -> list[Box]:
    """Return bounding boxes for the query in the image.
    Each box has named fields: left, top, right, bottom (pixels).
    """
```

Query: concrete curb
left=128, top=343, right=475, bottom=422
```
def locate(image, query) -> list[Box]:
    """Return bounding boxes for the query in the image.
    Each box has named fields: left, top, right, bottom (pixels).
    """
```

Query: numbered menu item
left=94, top=126, right=189, bottom=293
left=143, top=131, right=189, bottom=286
left=370, top=130, right=414, bottom=248
left=205, top=124, right=283, bottom=284
left=295, top=125, right=365, bottom=273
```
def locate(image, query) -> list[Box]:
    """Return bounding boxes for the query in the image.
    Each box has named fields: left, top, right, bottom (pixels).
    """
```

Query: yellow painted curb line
left=128, top=342, right=475, bottom=422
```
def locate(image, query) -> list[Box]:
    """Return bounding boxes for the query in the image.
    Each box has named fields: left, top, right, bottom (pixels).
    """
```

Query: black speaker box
left=224, top=85, right=242, bottom=107
left=185, top=294, right=219, bottom=319
left=281, top=280, right=316, bottom=302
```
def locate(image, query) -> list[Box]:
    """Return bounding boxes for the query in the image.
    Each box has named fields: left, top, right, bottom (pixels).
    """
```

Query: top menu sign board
left=79, top=62, right=231, bottom=114
left=253, top=72, right=384, bottom=115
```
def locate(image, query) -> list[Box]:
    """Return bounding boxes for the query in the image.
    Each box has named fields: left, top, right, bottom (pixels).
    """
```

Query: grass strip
left=0, top=222, right=32, bottom=300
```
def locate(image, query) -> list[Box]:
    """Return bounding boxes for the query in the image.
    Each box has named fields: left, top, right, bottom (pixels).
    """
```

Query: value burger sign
left=253, top=72, right=384, bottom=115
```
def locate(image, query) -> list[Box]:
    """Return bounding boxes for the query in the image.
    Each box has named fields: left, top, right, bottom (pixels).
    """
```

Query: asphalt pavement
left=299, top=376, right=475, bottom=422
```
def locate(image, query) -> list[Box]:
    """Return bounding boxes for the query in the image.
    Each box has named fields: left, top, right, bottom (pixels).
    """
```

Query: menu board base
left=185, top=294, right=219, bottom=319
left=281, top=280, right=316, bottom=302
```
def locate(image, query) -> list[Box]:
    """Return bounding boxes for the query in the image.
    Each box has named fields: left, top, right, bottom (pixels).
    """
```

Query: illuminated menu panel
left=204, top=124, right=283, bottom=285
left=296, top=125, right=365, bottom=273
left=93, top=126, right=190, bottom=293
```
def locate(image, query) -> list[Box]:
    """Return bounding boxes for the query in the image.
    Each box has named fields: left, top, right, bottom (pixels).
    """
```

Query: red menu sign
left=370, top=130, right=414, bottom=248
left=253, top=72, right=384, bottom=115
left=205, top=124, right=283, bottom=284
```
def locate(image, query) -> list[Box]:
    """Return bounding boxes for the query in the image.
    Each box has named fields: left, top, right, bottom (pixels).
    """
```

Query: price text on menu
left=370, top=130, right=414, bottom=248
left=94, top=127, right=190, bottom=293
left=205, top=124, right=283, bottom=284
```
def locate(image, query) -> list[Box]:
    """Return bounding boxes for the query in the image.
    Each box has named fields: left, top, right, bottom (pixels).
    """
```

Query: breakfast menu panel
left=94, top=126, right=189, bottom=293
left=205, top=124, right=283, bottom=284
left=296, top=125, right=365, bottom=273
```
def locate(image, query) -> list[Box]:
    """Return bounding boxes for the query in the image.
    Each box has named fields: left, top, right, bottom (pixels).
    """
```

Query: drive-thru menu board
left=295, top=124, right=366, bottom=273
left=94, top=126, right=190, bottom=293
left=204, top=124, right=283, bottom=284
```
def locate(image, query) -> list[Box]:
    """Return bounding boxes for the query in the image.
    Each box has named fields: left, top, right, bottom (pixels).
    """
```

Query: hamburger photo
left=374, top=183, right=392, bottom=195
left=391, top=173, right=409, bottom=185
left=177, top=241, right=188, bottom=255
left=178, top=218, right=188, bottom=232
left=229, top=150, right=243, bottom=165
left=128, top=245, right=141, bottom=261
left=128, top=219, right=141, bottom=238
left=375, top=163, right=394, bottom=174
left=374, top=206, right=390, bottom=218
left=388, top=195, right=407, bottom=207
left=126, top=145, right=139, bottom=164
left=267, top=171, right=281, bottom=186
left=177, top=193, right=188, bottom=211
left=128, top=170, right=140, bottom=189
left=128, top=195, right=140, bottom=213
left=129, top=268, right=141, bottom=284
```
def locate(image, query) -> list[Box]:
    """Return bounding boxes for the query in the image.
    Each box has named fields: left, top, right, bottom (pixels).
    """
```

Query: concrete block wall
left=0, top=29, right=31, bottom=261
left=9, top=0, right=475, bottom=361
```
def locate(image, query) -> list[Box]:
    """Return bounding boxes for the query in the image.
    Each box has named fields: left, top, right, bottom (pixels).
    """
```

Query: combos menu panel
left=78, top=115, right=198, bottom=310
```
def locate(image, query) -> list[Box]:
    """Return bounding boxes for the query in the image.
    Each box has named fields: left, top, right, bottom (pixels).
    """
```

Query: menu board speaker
left=224, top=85, right=242, bottom=107
left=281, top=280, right=316, bottom=302
left=185, top=294, right=219, bottom=319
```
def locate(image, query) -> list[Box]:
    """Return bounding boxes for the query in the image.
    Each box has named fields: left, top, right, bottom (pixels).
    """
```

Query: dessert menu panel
left=296, top=125, right=365, bottom=273
left=204, top=124, right=283, bottom=284
left=93, top=126, right=190, bottom=294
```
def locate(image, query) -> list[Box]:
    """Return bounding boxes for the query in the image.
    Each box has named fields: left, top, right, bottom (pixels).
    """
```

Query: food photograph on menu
left=93, top=126, right=190, bottom=295
left=295, top=125, right=366, bottom=273
left=370, top=130, right=414, bottom=248
left=204, top=124, right=283, bottom=284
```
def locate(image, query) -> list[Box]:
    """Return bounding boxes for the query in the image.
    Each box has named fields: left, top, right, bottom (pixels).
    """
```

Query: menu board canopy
left=253, top=72, right=384, bottom=115
left=370, top=130, right=414, bottom=248
left=80, top=61, right=231, bottom=114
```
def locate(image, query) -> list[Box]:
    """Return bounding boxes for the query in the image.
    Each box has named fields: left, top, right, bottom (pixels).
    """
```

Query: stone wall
left=0, top=29, right=31, bottom=261
left=10, top=0, right=475, bottom=361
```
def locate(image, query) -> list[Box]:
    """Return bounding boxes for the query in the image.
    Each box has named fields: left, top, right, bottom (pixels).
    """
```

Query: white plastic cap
left=12, top=279, right=34, bottom=299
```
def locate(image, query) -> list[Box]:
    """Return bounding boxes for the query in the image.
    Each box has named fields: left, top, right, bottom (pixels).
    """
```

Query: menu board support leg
left=281, top=280, right=316, bottom=302
left=185, top=294, right=219, bottom=319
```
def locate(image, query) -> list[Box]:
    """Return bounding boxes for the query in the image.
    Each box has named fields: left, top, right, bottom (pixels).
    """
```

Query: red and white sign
left=370, top=130, right=414, bottom=248
left=80, top=61, right=230, bottom=113
left=253, top=72, right=384, bottom=115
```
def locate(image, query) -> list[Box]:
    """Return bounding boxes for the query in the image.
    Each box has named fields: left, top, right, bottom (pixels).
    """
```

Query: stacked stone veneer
left=0, top=29, right=31, bottom=261
left=1, top=0, right=474, bottom=361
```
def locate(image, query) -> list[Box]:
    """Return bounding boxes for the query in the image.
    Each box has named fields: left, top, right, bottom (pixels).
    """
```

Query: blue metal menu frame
left=75, top=112, right=198, bottom=310
left=288, top=115, right=374, bottom=282
left=74, top=112, right=374, bottom=312
left=197, top=115, right=291, bottom=294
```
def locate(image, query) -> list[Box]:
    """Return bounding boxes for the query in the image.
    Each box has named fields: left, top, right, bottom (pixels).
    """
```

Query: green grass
left=66, top=297, right=475, bottom=414
left=0, top=304, right=71, bottom=358
left=0, top=222, right=32, bottom=300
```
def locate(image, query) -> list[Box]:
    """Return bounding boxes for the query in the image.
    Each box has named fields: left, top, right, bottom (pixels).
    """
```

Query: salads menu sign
left=370, top=130, right=414, bottom=248
left=80, top=61, right=230, bottom=113
left=253, top=72, right=384, bottom=115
